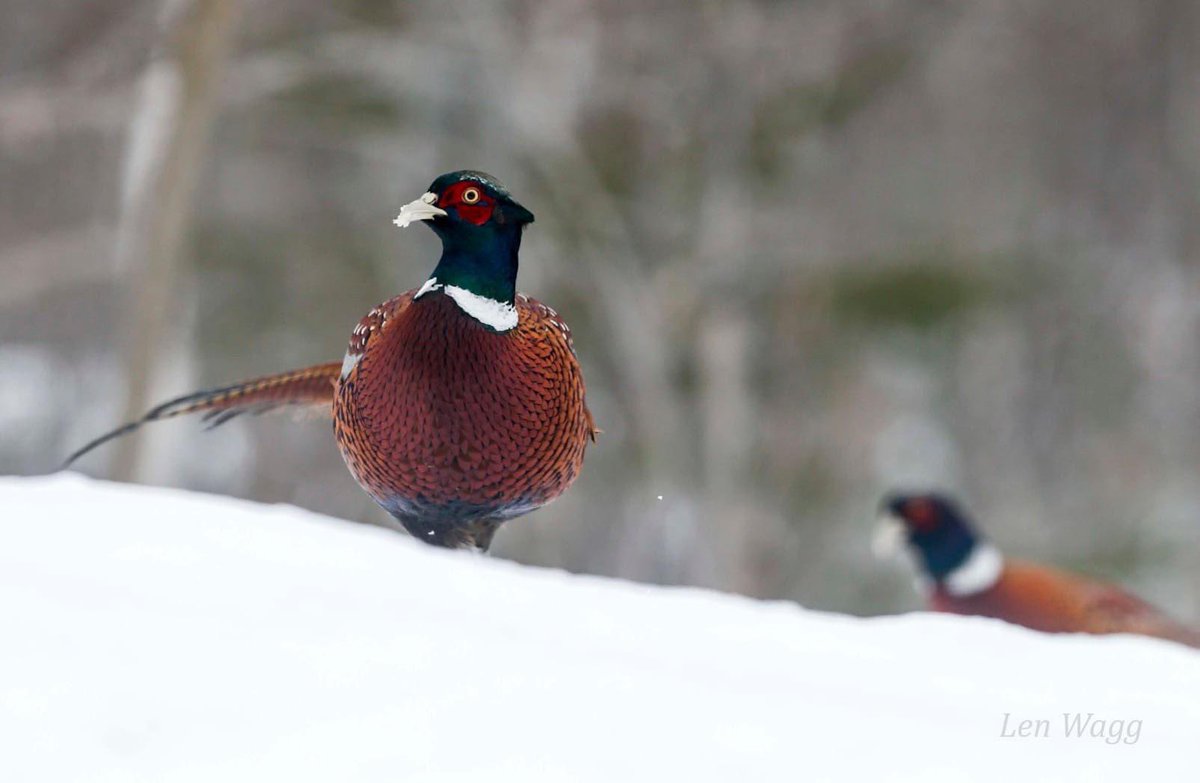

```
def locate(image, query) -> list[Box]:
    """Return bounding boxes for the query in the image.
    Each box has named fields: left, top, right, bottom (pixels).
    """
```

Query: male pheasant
left=66, top=171, right=597, bottom=551
left=875, top=492, right=1200, bottom=649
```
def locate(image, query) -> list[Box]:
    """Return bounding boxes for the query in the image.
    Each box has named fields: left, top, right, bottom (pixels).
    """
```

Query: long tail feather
left=62, top=362, right=342, bottom=470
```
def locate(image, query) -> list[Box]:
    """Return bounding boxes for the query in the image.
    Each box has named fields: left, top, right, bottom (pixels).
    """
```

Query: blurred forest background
left=4, top=0, right=1200, bottom=618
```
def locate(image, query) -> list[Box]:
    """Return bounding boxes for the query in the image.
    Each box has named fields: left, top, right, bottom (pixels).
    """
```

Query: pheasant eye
left=461, top=187, right=481, bottom=204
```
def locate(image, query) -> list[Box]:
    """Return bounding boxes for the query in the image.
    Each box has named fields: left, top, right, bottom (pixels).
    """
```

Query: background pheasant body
left=878, top=493, right=1200, bottom=649
left=67, top=171, right=595, bottom=551
left=927, top=559, right=1200, bottom=646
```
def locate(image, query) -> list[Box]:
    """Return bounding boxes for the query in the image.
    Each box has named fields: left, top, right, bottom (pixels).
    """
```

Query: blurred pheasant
left=875, top=492, right=1200, bottom=649
left=66, top=171, right=597, bottom=551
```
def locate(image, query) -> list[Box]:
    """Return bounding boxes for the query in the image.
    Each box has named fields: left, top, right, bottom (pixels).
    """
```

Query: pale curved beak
left=871, top=513, right=908, bottom=560
left=393, top=192, right=447, bottom=228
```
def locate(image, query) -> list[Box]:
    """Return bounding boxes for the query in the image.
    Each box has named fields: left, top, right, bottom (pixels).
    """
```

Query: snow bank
left=1, top=475, right=1195, bottom=781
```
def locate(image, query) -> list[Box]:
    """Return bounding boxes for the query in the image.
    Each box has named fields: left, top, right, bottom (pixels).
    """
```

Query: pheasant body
left=927, top=559, right=1200, bottom=646
left=879, top=493, right=1200, bottom=649
left=65, top=171, right=595, bottom=551
left=335, top=289, right=593, bottom=549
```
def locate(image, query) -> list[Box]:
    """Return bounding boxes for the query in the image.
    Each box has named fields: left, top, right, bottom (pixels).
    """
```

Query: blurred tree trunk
left=698, top=311, right=757, bottom=592
left=111, top=0, right=240, bottom=481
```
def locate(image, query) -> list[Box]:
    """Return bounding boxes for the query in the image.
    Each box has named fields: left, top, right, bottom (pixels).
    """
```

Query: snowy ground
left=2, top=475, right=1196, bottom=781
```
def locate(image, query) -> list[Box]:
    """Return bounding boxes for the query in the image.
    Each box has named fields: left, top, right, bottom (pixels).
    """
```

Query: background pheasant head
left=878, top=492, right=984, bottom=582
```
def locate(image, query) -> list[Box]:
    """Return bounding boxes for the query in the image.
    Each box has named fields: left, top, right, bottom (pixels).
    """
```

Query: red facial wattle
left=906, top=498, right=939, bottom=532
left=438, top=181, right=495, bottom=226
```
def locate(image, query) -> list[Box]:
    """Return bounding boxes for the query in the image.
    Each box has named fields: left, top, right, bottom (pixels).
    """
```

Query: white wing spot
left=340, top=351, right=361, bottom=380
left=415, top=277, right=440, bottom=299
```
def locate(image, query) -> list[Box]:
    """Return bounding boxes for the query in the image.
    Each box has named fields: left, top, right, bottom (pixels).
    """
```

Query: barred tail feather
left=62, top=362, right=342, bottom=469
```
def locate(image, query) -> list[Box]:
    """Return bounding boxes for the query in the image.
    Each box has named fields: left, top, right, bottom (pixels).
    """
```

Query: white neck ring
left=414, top=278, right=518, bottom=332
left=942, top=543, right=1004, bottom=597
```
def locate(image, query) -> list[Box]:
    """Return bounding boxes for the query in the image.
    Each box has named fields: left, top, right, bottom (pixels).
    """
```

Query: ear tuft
left=497, top=202, right=535, bottom=226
